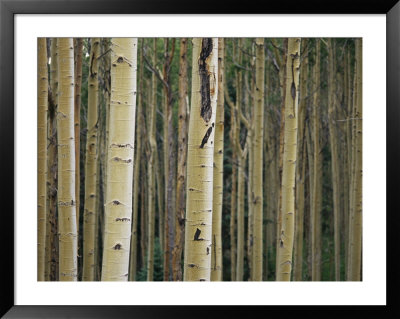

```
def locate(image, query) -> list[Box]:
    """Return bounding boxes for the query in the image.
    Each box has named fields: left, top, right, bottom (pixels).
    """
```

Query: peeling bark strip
left=199, top=126, right=213, bottom=148
left=199, top=38, right=213, bottom=123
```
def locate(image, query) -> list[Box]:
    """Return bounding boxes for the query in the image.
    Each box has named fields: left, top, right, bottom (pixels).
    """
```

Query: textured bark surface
left=173, top=38, right=188, bottom=281
left=327, top=39, right=341, bottom=281
left=312, top=40, right=322, bottom=281
left=37, top=38, right=48, bottom=281
left=252, top=38, right=265, bottom=281
left=74, top=38, right=83, bottom=238
left=293, top=39, right=308, bottom=281
left=82, top=38, right=100, bottom=281
left=211, top=38, right=224, bottom=281
left=276, top=38, right=301, bottom=281
left=101, top=38, right=137, bottom=281
left=183, top=38, right=218, bottom=281
left=46, top=38, right=59, bottom=281
left=57, top=38, right=78, bottom=281
left=128, top=40, right=144, bottom=281
left=162, top=39, right=176, bottom=281
left=348, top=39, right=362, bottom=281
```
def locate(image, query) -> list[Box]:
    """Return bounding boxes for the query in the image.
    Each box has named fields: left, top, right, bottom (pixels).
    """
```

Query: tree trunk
left=348, top=39, right=362, bottom=281
left=82, top=38, right=100, bottom=281
left=173, top=38, right=189, bottom=281
left=57, top=38, right=78, bottom=281
left=38, top=38, right=48, bottom=281
left=252, top=38, right=264, bottom=281
left=311, top=39, right=322, bottom=281
left=47, top=38, right=59, bottom=281
left=293, top=38, right=308, bottom=281
left=101, top=38, right=137, bottom=281
left=276, top=38, right=301, bottom=281
left=327, top=39, right=341, bottom=281
left=275, top=39, right=288, bottom=274
left=183, top=38, right=218, bottom=282
left=161, top=38, right=176, bottom=281
left=74, top=38, right=83, bottom=244
left=211, top=38, right=225, bottom=281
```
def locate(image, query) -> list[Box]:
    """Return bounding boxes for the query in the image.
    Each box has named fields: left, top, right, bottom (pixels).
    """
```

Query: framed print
left=1, top=0, right=398, bottom=317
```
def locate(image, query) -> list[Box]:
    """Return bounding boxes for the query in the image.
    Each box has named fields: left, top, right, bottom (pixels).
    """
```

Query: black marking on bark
left=110, top=143, right=134, bottom=149
left=117, top=56, right=124, bottom=63
left=199, top=279, right=206, bottom=281
left=194, top=228, right=203, bottom=241
left=199, top=38, right=213, bottom=123
left=115, top=217, right=130, bottom=222
left=113, top=243, right=122, bottom=250
left=199, top=126, right=213, bottom=149
left=280, top=239, right=284, bottom=248
left=212, top=122, right=215, bottom=127
left=112, top=200, right=121, bottom=205
left=89, top=194, right=95, bottom=198
left=188, top=263, right=196, bottom=268
left=206, top=247, right=210, bottom=255
left=112, top=156, right=132, bottom=163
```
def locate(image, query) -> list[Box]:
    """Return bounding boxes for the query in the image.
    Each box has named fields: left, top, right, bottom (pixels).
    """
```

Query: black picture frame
left=1, top=0, right=398, bottom=317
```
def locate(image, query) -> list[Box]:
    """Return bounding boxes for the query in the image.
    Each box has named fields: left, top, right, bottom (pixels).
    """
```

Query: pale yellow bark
left=183, top=38, right=218, bottom=281
left=82, top=38, right=100, bottom=281
left=293, top=39, right=308, bottom=281
left=252, top=38, right=264, bottom=281
left=38, top=38, right=48, bottom=281
left=348, top=39, right=362, bottom=281
left=211, top=38, right=225, bottom=281
left=276, top=38, right=301, bottom=281
left=101, top=38, right=138, bottom=281
left=327, top=39, right=341, bottom=281
left=57, top=38, right=77, bottom=281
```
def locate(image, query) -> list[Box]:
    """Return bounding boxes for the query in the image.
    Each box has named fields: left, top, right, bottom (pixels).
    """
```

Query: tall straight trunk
left=140, top=159, right=147, bottom=270
left=276, top=38, right=301, bottom=281
left=293, top=39, right=308, bottom=281
left=236, top=152, right=247, bottom=281
left=252, top=38, right=265, bottom=281
left=183, top=38, right=218, bottom=282
left=276, top=39, right=288, bottom=274
left=74, top=38, right=83, bottom=238
left=38, top=38, right=48, bottom=281
left=229, top=102, right=237, bottom=282
left=348, top=39, right=362, bottom=281
left=211, top=38, right=225, bottom=281
left=47, top=38, right=59, bottom=281
left=173, top=38, right=189, bottom=281
left=101, top=38, right=138, bottom=281
left=305, top=121, right=314, bottom=280
left=57, top=38, right=77, bottom=281
left=311, top=39, right=322, bottom=281
left=344, top=48, right=352, bottom=276
left=162, top=38, right=176, bottom=281
left=82, top=38, right=100, bottom=281
left=141, top=39, right=154, bottom=282
left=128, top=40, right=143, bottom=281
left=327, top=39, right=341, bottom=281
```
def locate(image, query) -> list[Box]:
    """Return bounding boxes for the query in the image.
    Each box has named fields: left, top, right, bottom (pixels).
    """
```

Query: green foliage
left=136, top=238, right=164, bottom=281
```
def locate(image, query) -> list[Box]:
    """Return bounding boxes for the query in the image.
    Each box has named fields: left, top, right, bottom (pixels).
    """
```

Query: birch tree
left=184, top=38, right=218, bottom=281
left=276, top=38, right=301, bottom=281
left=57, top=38, right=77, bottom=281
left=101, top=38, right=138, bottom=281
